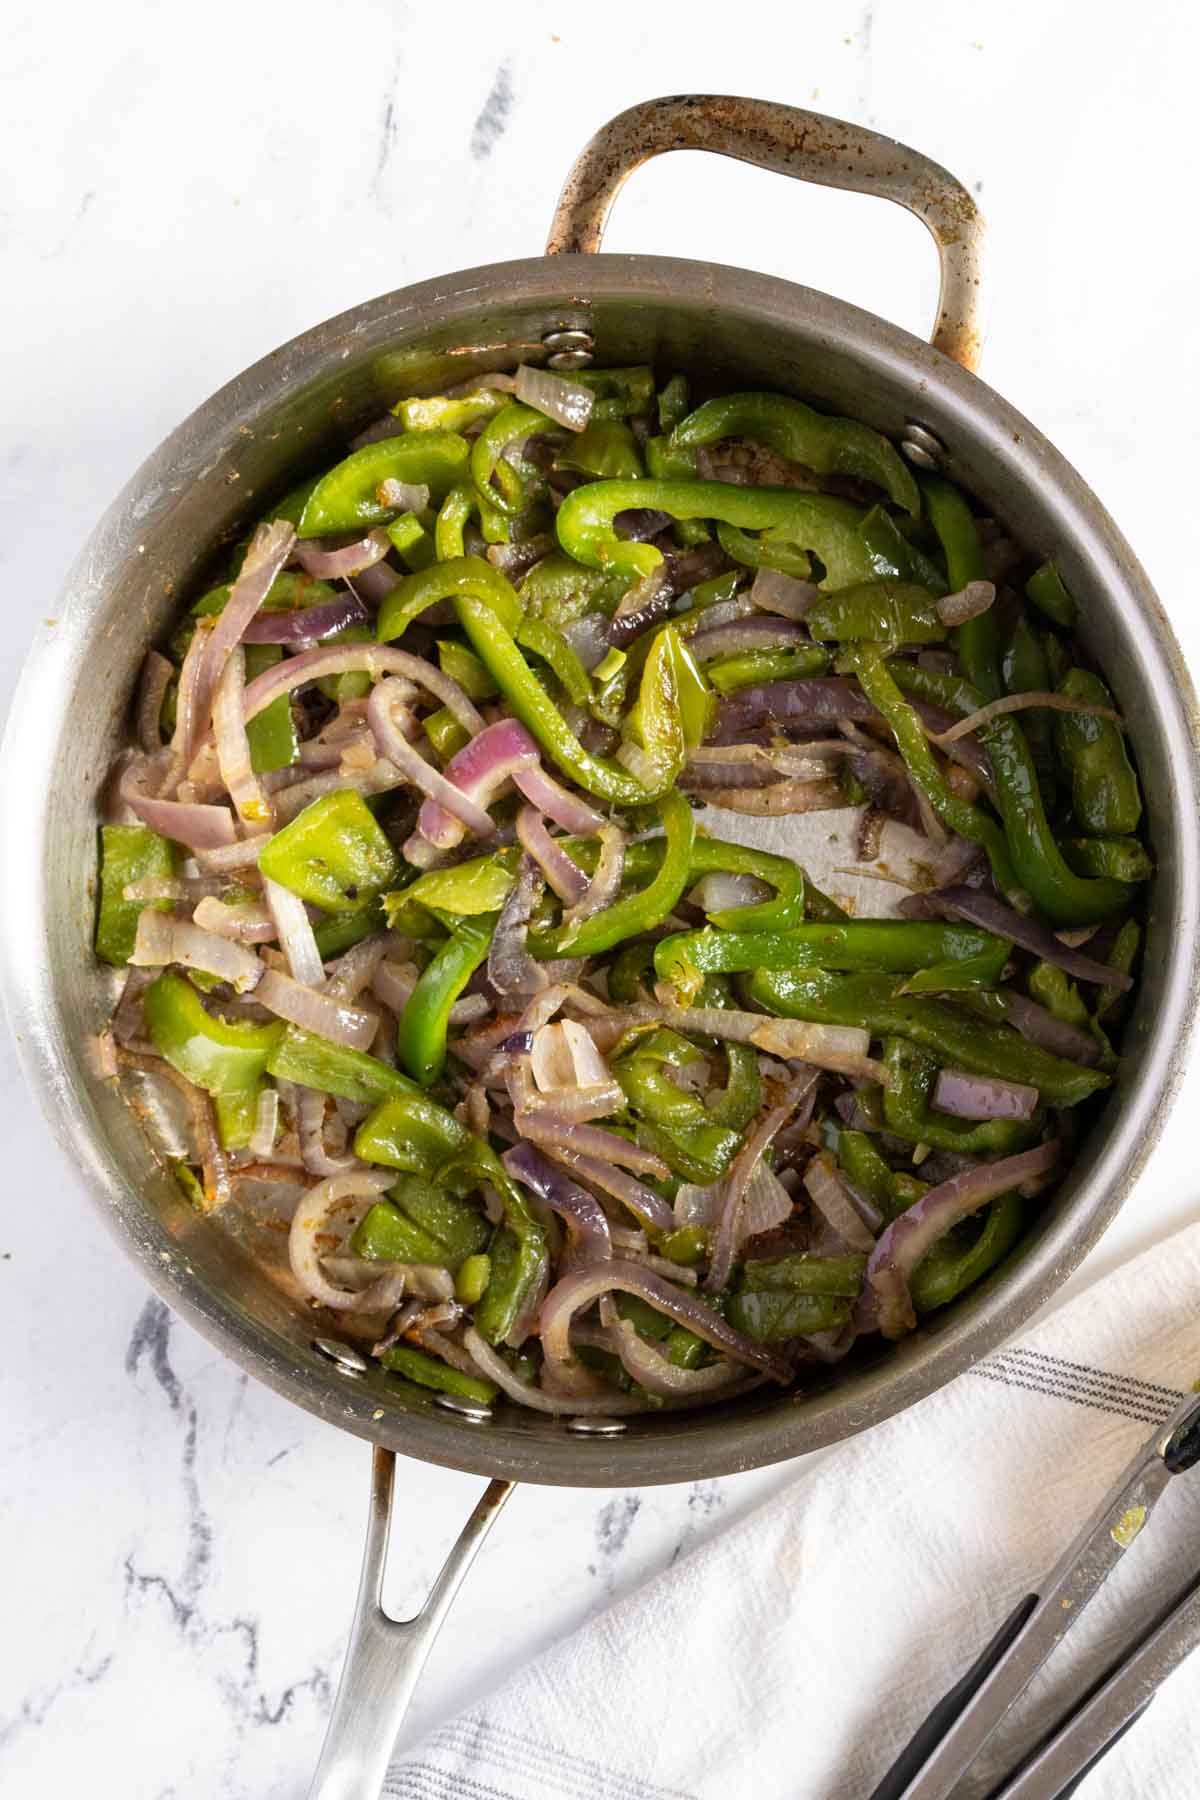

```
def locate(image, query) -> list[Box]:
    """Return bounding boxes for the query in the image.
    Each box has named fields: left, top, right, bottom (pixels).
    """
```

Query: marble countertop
left=4, top=1, right=1200, bottom=1793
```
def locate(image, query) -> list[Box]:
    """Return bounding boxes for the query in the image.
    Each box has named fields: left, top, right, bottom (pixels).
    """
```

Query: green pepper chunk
left=533, top=790, right=695, bottom=958
left=922, top=475, right=996, bottom=700
left=1055, top=669, right=1142, bottom=836
left=96, top=825, right=178, bottom=966
left=389, top=850, right=519, bottom=924
left=518, top=552, right=633, bottom=623
left=857, top=506, right=948, bottom=592
left=297, top=431, right=470, bottom=536
left=574, top=365, right=656, bottom=419
left=378, top=554, right=522, bottom=643
left=353, top=1092, right=471, bottom=1172
left=670, top=392, right=920, bottom=514
left=654, top=921, right=1009, bottom=992
left=423, top=706, right=470, bottom=762
left=1025, top=559, right=1077, bottom=628
left=437, top=637, right=498, bottom=699
left=258, top=790, right=398, bottom=915
left=397, top=915, right=495, bottom=1085
left=352, top=1199, right=448, bottom=1267
left=726, top=1290, right=852, bottom=1340
left=555, top=420, right=644, bottom=480
left=881, top=1037, right=1042, bottom=1155
left=243, top=645, right=300, bottom=773
left=1002, top=611, right=1057, bottom=807
left=515, top=616, right=595, bottom=706
left=657, top=374, right=690, bottom=434
left=456, top=1252, right=492, bottom=1304
left=659, top=1225, right=708, bottom=1267
left=910, top=1195, right=1026, bottom=1313
left=266, top=1026, right=419, bottom=1105
left=807, top=579, right=946, bottom=647
left=837, top=1129, right=908, bottom=1223
left=213, top=1087, right=262, bottom=1151
left=715, top=522, right=815, bottom=580
left=471, top=402, right=553, bottom=515
left=741, top=1253, right=867, bottom=1295
left=394, top=387, right=508, bottom=434
left=614, top=1029, right=743, bottom=1183
left=379, top=1342, right=498, bottom=1405
left=746, top=967, right=1108, bottom=1108
left=144, top=972, right=282, bottom=1095
left=704, top=646, right=831, bottom=695
left=1062, top=837, right=1152, bottom=884
left=311, top=899, right=386, bottom=960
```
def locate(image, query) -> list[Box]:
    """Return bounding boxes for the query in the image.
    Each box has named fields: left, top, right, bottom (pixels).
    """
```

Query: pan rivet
left=567, top=1416, right=627, bottom=1436
left=543, top=327, right=595, bottom=370
left=900, top=422, right=948, bottom=470
left=435, top=1394, right=493, bottom=1423
left=312, top=1336, right=369, bottom=1375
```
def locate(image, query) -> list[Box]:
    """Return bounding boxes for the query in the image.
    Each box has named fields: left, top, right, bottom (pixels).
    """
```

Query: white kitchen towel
left=385, top=1225, right=1200, bottom=1800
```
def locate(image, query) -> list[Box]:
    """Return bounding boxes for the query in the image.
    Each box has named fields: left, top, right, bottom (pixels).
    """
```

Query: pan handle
left=308, top=1447, right=516, bottom=1800
left=544, top=94, right=987, bottom=371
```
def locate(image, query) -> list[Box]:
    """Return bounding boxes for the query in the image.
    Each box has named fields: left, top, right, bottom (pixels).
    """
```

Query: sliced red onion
left=750, top=567, right=820, bottom=619
left=273, top=758, right=408, bottom=826
left=561, top=614, right=611, bottom=673
left=674, top=1178, right=722, bottom=1228
left=120, top=1047, right=230, bottom=1208
left=645, top=1004, right=880, bottom=1082
left=614, top=507, right=674, bottom=542
left=257, top=969, right=377, bottom=1050
left=934, top=689, right=1123, bottom=745
left=293, top=530, right=392, bottom=582
left=136, top=650, right=174, bottom=753
left=193, top=836, right=266, bottom=873
left=804, top=1150, right=877, bottom=1255
left=243, top=591, right=369, bottom=645
left=741, top=1162, right=796, bottom=1242
left=539, top=1260, right=791, bottom=1383
left=244, top=643, right=483, bottom=734
left=487, top=534, right=555, bottom=580
left=716, top=677, right=880, bottom=732
left=512, top=764, right=605, bottom=834
left=189, top=520, right=295, bottom=767
left=349, top=415, right=407, bottom=449
left=192, top=896, right=276, bottom=943
left=129, top=910, right=264, bottom=992
left=367, top=680, right=494, bottom=842
left=262, top=876, right=325, bottom=988
left=376, top=479, right=430, bottom=514
left=516, top=806, right=588, bottom=905
left=249, top=1087, right=280, bottom=1159
left=936, top=580, right=996, bottom=627
left=297, top=1085, right=359, bottom=1175
left=690, top=616, right=809, bottom=662
left=348, top=562, right=402, bottom=605
left=858, top=1140, right=1060, bottom=1338
left=933, top=1068, right=1040, bottom=1121
left=120, top=757, right=238, bottom=849
left=514, top=363, right=593, bottom=432
left=503, top=1143, right=612, bottom=1269
left=288, top=1170, right=399, bottom=1310
left=700, top=778, right=843, bottom=817
left=212, top=645, right=273, bottom=831
left=324, top=933, right=394, bottom=1002
left=487, top=855, right=548, bottom=998
left=603, top=1312, right=741, bottom=1398
left=707, top=1082, right=814, bottom=1292
left=546, top=1147, right=675, bottom=1235
left=416, top=718, right=540, bottom=853
left=991, top=991, right=1101, bottom=1066
left=689, top=870, right=771, bottom=914
left=561, top=822, right=625, bottom=930
left=372, top=958, right=418, bottom=1018
left=900, top=886, right=1133, bottom=990
left=520, top=1115, right=668, bottom=1178
left=324, top=1257, right=454, bottom=1304
left=461, top=1328, right=659, bottom=1416
left=506, top=1059, right=621, bottom=1127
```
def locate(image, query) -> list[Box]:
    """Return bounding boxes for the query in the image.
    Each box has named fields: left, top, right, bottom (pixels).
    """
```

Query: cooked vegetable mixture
left=96, top=361, right=1147, bottom=1416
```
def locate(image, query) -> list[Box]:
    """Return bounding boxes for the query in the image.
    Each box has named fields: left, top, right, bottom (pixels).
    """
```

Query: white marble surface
left=3, top=1, right=1200, bottom=1794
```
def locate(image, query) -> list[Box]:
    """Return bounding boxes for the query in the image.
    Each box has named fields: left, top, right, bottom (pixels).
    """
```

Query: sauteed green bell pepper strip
left=910, top=1194, right=1026, bottom=1314
left=741, top=1252, right=868, bottom=1296
left=727, top=1290, right=852, bottom=1340
left=394, top=387, right=508, bottom=435
left=378, top=554, right=522, bottom=643
left=297, top=431, right=470, bottom=536
left=886, top=661, right=1138, bottom=926
left=96, top=825, right=178, bottom=966
left=1055, top=669, right=1142, bottom=835
left=1063, top=837, right=1152, bottom=883
left=745, top=967, right=1109, bottom=1107
left=1002, top=611, right=1057, bottom=806
left=704, top=646, right=830, bottom=695
left=514, top=616, right=595, bottom=707
left=434, top=481, right=511, bottom=559
left=555, top=420, right=644, bottom=479
left=397, top=915, right=496, bottom=1086
left=837, top=1129, right=925, bottom=1224
left=653, top=921, right=1010, bottom=991
left=258, top=790, right=399, bottom=914
left=555, top=480, right=888, bottom=587
left=532, top=791, right=695, bottom=958
left=614, top=1031, right=743, bottom=1182
left=880, top=1037, right=1042, bottom=1156
left=379, top=1343, right=499, bottom=1405
left=669, top=392, right=920, bottom=514
left=1025, top=559, right=1077, bottom=628
left=574, top=365, right=656, bottom=418
left=922, top=475, right=995, bottom=693
left=452, top=596, right=685, bottom=803
left=470, top=402, right=552, bottom=515
left=243, top=645, right=300, bottom=772
left=713, top=522, right=814, bottom=579
left=695, top=979, right=762, bottom=1132
left=517, top=552, right=633, bottom=623
left=144, top=972, right=282, bottom=1096
left=267, top=1026, right=419, bottom=1105
left=806, top=580, right=947, bottom=647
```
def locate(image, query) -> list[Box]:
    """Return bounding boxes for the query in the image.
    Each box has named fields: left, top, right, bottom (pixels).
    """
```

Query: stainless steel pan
left=4, top=97, right=1198, bottom=1800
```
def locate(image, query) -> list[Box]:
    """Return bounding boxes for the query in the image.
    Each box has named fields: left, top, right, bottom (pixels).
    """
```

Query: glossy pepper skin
left=889, top=660, right=1137, bottom=926
left=654, top=920, right=1009, bottom=992
left=96, top=824, right=177, bottom=966
left=266, top=1025, right=419, bottom=1106
left=745, top=967, right=1108, bottom=1108
left=726, top=1290, right=851, bottom=1340
left=470, top=401, right=551, bottom=515
left=880, top=1037, right=1043, bottom=1156
left=397, top=915, right=495, bottom=1086
left=555, top=479, right=888, bottom=588
left=297, top=431, right=470, bottom=536
left=614, top=1030, right=743, bottom=1183
left=1002, top=611, right=1057, bottom=808
left=922, top=475, right=995, bottom=694
left=243, top=645, right=300, bottom=772
left=554, top=420, right=644, bottom=480
left=531, top=790, right=695, bottom=959
left=144, top=972, right=282, bottom=1095
left=1025, top=559, right=1077, bottom=628
left=379, top=1342, right=498, bottom=1405
left=909, top=1194, right=1026, bottom=1314
left=258, top=789, right=399, bottom=915
left=669, top=391, right=920, bottom=515
left=1055, top=668, right=1142, bottom=835
left=837, top=1129, right=925, bottom=1224
left=378, top=554, right=522, bottom=643
left=704, top=645, right=830, bottom=695
left=806, top=580, right=947, bottom=647
left=453, top=594, right=684, bottom=804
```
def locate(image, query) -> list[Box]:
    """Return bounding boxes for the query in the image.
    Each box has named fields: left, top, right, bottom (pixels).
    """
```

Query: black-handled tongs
left=870, top=1390, right=1200, bottom=1800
